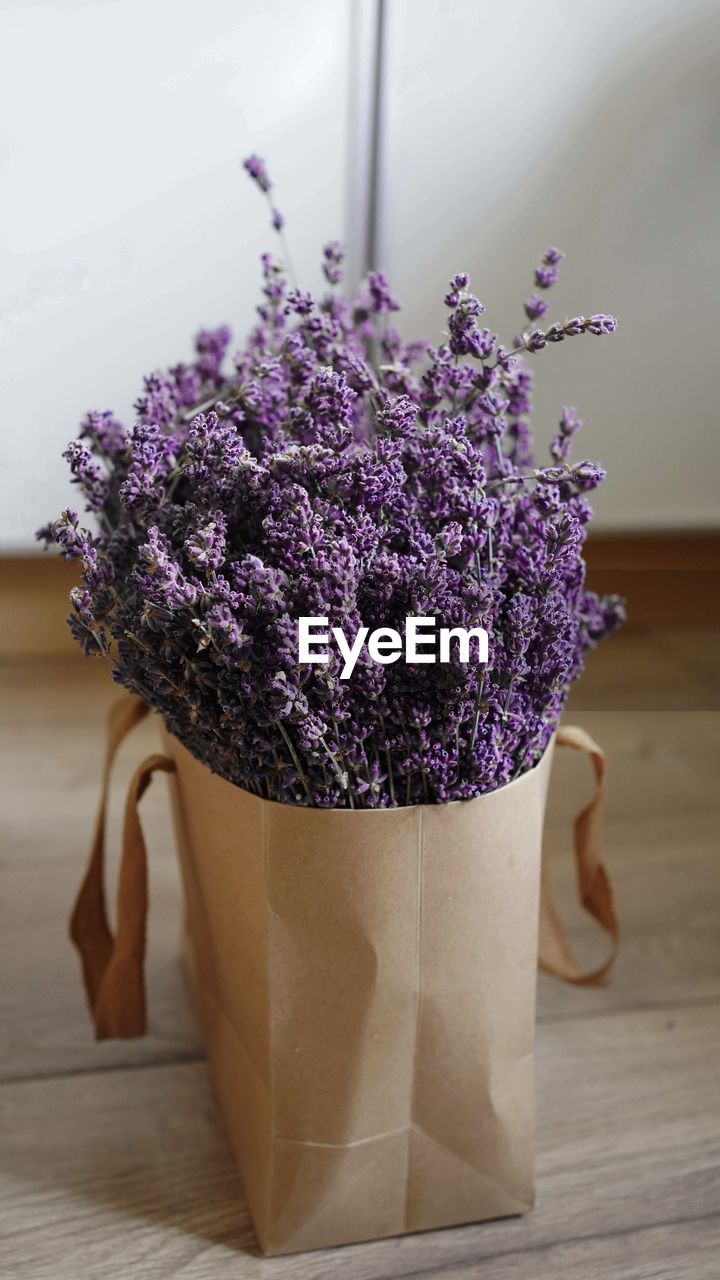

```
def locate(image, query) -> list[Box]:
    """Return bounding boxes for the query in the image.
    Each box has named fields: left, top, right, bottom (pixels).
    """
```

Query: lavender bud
left=525, top=329, right=547, bottom=352
left=534, top=265, right=559, bottom=289
left=564, top=316, right=586, bottom=335
left=243, top=153, right=272, bottom=193
left=546, top=323, right=566, bottom=343
left=322, top=241, right=345, bottom=286
left=523, top=293, right=549, bottom=321
left=586, top=313, right=618, bottom=336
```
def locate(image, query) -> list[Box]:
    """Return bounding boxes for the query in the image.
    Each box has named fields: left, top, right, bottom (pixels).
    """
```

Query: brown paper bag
left=70, top=697, right=618, bottom=1256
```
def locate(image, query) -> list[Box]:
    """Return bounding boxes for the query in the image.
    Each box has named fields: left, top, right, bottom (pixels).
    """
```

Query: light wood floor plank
left=1, top=640, right=718, bottom=1275
left=1, top=1003, right=718, bottom=1278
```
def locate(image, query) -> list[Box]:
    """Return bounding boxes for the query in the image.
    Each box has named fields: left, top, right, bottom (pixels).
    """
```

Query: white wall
left=379, top=0, right=720, bottom=529
left=3, top=1, right=719, bottom=548
left=0, top=0, right=355, bottom=551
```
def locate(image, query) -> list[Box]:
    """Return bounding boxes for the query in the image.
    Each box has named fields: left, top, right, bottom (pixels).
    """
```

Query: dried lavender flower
left=322, top=241, right=345, bottom=287
left=40, top=163, right=622, bottom=809
left=243, top=154, right=272, bottom=194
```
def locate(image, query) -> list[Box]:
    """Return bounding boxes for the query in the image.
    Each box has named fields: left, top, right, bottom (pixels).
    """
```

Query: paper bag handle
left=69, top=694, right=175, bottom=1039
left=71, top=700, right=618, bottom=1039
left=538, top=724, right=619, bottom=985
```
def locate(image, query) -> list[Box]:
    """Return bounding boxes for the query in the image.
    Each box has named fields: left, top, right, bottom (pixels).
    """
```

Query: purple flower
left=569, top=460, right=607, bottom=491
left=545, top=511, right=584, bottom=567
left=587, top=313, right=618, bottom=335
left=243, top=153, right=272, bottom=193
left=551, top=406, right=582, bottom=462
left=535, top=265, right=559, bottom=289
left=322, top=241, right=345, bottom=287
left=170, top=363, right=203, bottom=408
left=444, top=273, right=470, bottom=308
left=195, top=325, right=232, bottom=384
left=435, top=521, right=463, bottom=559
left=63, top=441, right=109, bottom=512
left=40, top=180, right=621, bottom=810
left=286, top=288, right=315, bottom=317
left=136, top=527, right=197, bottom=609
left=523, top=292, right=549, bottom=322
left=80, top=410, right=126, bottom=458
left=184, top=513, right=227, bottom=570
left=523, top=312, right=618, bottom=352
left=68, top=585, right=107, bottom=656
left=120, top=423, right=175, bottom=513
left=304, top=367, right=355, bottom=448
left=534, top=247, right=565, bottom=289
left=185, top=411, right=258, bottom=500
left=366, top=271, right=400, bottom=315
left=37, top=507, right=86, bottom=558
left=376, top=394, right=418, bottom=437
left=135, top=371, right=179, bottom=426
left=447, top=282, right=487, bottom=359
left=205, top=602, right=246, bottom=653
left=524, top=248, right=565, bottom=324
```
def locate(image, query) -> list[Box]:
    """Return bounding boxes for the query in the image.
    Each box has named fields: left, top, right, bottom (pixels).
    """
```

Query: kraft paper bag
left=163, top=730, right=553, bottom=1255
left=70, top=696, right=618, bottom=1257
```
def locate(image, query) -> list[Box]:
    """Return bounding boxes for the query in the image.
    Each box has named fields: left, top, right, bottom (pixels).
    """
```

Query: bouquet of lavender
left=40, top=156, right=623, bottom=809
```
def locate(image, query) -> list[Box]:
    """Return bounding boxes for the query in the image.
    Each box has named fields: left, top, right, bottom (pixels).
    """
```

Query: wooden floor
left=1, top=627, right=719, bottom=1278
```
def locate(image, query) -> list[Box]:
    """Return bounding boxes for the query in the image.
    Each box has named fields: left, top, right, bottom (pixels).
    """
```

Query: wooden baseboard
left=1, top=532, right=718, bottom=661
left=583, top=531, right=720, bottom=630
left=584, top=530, right=720, bottom=570
left=1, top=556, right=83, bottom=661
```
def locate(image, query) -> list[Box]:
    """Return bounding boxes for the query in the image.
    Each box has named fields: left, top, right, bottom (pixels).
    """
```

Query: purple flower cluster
left=39, top=157, right=624, bottom=808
